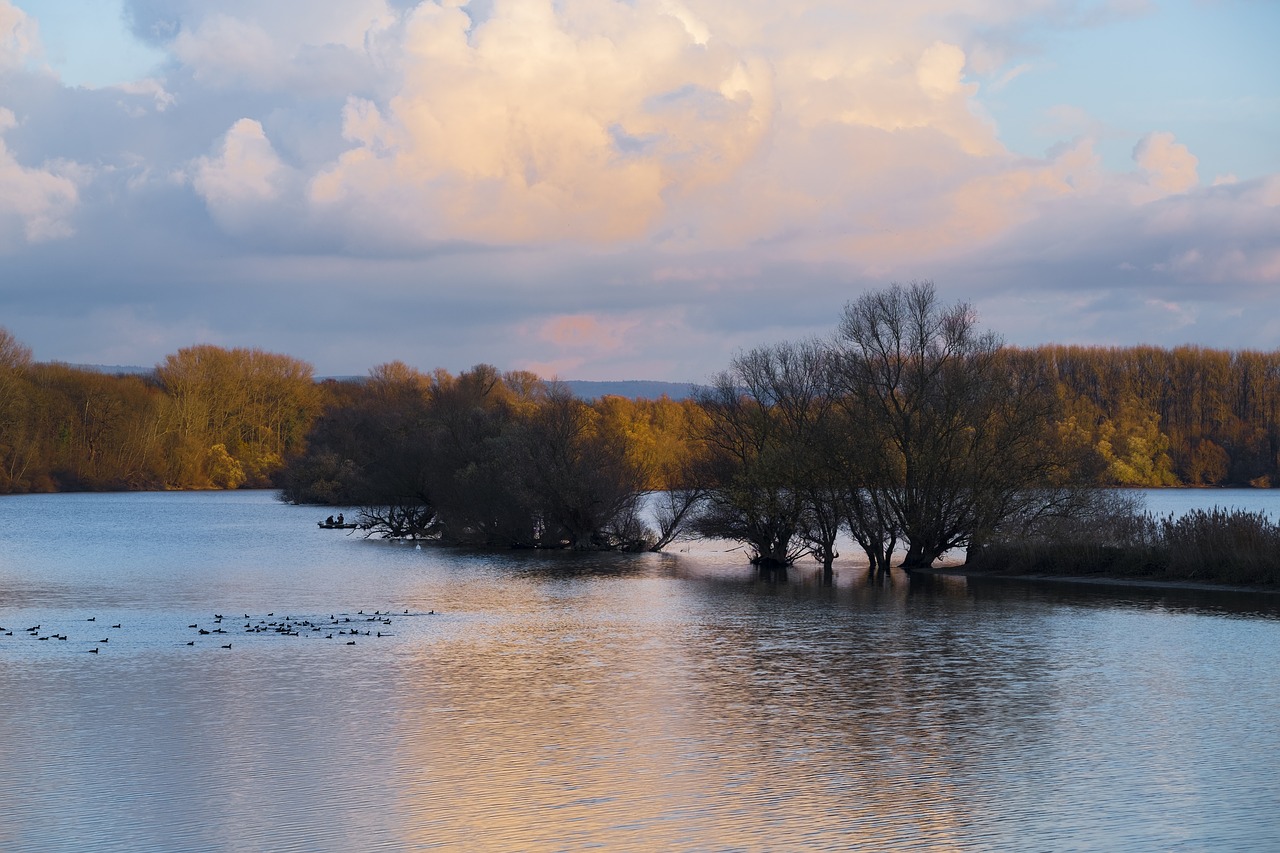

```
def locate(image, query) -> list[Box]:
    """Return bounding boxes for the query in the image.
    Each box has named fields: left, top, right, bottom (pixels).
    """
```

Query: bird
left=88, top=648, right=99, bottom=654
left=221, top=643, right=232, bottom=649
left=346, top=640, right=356, bottom=645
left=111, top=624, right=121, bottom=629
left=86, top=617, right=95, bottom=622
left=188, top=623, right=197, bottom=628
left=98, top=638, right=108, bottom=644
left=186, top=641, right=194, bottom=646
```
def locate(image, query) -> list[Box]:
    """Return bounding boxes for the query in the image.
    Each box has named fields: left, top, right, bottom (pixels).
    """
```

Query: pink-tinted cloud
left=1134, top=131, right=1199, bottom=196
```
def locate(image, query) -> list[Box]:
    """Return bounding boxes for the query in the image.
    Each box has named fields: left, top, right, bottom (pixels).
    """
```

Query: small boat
left=317, top=521, right=360, bottom=529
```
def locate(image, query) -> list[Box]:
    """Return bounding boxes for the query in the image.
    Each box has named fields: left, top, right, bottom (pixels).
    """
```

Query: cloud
left=307, top=0, right=772, bottom=245
left=155, top=1, right=398, bottom=95
left=0, top=108, right=79, bottom=247
left=0, top=0, right=38, bottom=71
left=191, top=118, right=298, bottom=233
left=1134, top=131, right=1199, bottom=196
left=113, top=78, right=176, bottom=114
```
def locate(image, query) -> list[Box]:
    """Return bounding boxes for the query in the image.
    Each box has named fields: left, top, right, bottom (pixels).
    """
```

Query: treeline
left=0, top=331, right=318, bottom=492
left=4, top=299, right=1280, bottom=502
left=1043, top=345, right=1280, bottom=487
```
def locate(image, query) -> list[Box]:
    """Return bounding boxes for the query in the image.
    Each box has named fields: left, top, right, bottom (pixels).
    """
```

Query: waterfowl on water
left=88, top=648, right=98, bottom=653
left=221, top=643, right=232, bottom=649
left=111, top=624, right=121, bottom=629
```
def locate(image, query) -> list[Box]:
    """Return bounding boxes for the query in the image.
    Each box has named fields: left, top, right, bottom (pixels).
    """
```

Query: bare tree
left=834, top=282, right=1065, bottom=569
left=692, top=345, right=817, bottom=571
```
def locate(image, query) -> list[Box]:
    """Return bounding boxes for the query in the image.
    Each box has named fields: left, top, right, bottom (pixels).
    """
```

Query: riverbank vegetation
left=969, top=503, right=1280, bottom=586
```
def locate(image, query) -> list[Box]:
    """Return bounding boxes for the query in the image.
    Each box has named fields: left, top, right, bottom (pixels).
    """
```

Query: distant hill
left=55, top=363, right=155, bottom=376
left=559, top=380, right=699, bottom=401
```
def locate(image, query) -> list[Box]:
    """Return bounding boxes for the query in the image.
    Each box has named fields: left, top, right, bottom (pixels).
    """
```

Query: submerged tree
left=834, top=281, right=1068, bottom=569
left=692, top=346, right=811, bottom=571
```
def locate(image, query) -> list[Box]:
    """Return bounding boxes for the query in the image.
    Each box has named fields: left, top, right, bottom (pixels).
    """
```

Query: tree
left=834, top=281, right=1067, bottom=569
left=156, top=345, right=317, bottom=488
left=692, top=346, right=811, bottom=571
left=593, top=394, right=710, bottom=551
left=0, top=328, right=37, bottom=492
left=515, top=385, right=650, bottom=550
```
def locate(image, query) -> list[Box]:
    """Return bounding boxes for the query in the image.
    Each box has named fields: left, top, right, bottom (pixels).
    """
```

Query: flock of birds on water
left=0, top=609, right=440, bottom=654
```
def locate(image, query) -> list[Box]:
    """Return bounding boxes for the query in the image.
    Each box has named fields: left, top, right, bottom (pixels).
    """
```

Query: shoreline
left=911, top=564, right=1280, bottom=596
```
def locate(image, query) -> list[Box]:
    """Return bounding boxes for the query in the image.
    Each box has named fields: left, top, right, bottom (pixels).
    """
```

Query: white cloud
left=0, top=108, right=79, bottom=247
left=191, top=118, right=296, bottom=232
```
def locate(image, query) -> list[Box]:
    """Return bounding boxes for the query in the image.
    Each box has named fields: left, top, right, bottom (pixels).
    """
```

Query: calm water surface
left=1, top=490, right=1278, bottom=851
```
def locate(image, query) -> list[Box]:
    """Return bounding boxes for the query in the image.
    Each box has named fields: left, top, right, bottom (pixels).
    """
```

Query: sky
left=1, top=0, right=1277, bottom=381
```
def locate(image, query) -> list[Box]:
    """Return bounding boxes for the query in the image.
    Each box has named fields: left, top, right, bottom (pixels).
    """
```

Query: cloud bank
left=1, top=0, right=1277, bottom=379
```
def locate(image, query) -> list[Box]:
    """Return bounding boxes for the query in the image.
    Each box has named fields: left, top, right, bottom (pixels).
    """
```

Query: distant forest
left=1, top=324, right=1280, bottom=496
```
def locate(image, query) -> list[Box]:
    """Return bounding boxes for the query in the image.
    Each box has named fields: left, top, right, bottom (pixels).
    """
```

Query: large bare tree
left=834, top=281, right=1065, bottom=569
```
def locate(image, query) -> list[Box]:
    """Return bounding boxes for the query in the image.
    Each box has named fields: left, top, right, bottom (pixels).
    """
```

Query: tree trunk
left=900, top=541, right=935, bottom=569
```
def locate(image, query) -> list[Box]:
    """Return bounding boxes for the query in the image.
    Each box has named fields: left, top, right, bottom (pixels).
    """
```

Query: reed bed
left=968, top=507, right=1280, bottom=586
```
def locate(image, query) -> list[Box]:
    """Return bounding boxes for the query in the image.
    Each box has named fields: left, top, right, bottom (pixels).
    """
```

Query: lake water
left=1, top=489, right=1278, bottom=851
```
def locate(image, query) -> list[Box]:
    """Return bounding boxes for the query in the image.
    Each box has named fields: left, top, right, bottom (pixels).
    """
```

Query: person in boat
left=337, top=513, right=344, bottom=525
left=326, top=515, right=335, bottom=525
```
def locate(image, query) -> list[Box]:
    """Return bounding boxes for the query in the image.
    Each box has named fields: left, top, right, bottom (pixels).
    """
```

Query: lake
left=1, top=489, right=1278, bottom=851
